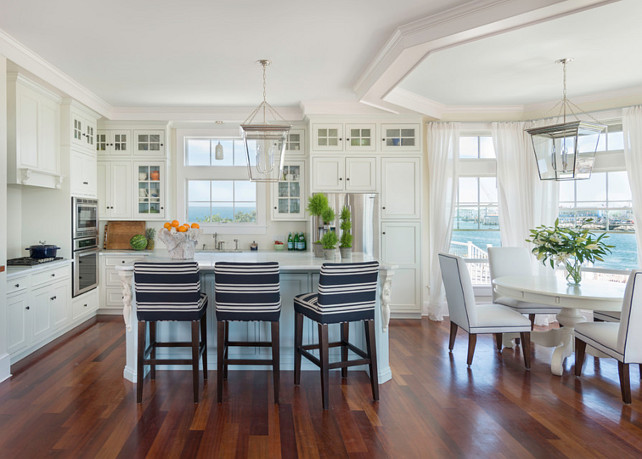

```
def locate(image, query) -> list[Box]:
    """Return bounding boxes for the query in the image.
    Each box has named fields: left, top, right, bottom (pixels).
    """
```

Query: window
left=450, top=133, right=498, bottom=285
left=176, top=130, right=267, bottom=234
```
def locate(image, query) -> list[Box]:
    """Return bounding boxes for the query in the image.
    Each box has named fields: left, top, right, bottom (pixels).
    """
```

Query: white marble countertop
left=112, top=250, right=394, bottom=271
left=6, top=259, right=72, bottom=279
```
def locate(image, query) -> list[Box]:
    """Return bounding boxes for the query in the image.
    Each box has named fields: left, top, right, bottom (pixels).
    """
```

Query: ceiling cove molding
left=300, top=100, right=396, bottom=116
left=108, top=105, right=304, bottom=123
left=353, top=0, right=619, bottom=114
left=383, top=88, right=446, bottom=120
left=0, top=28, right=112, bottom=118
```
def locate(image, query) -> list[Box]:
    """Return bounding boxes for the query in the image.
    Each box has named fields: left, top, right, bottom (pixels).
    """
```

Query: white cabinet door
left=285, top=129, right=306, bottom=156
left=97, top=129, right=132, bottom=157
left=381, top=221, right=421, bottom=316
left=51, top=281, right=70, bottom=329
left=37, top=99, right=60, bottom=173
left=134, top=130, right=165, bottom=156
left=345, top=123, right=376, bottom=152
left=133, top=162, right=165, bottom=219
left=71, top=151, right=97, bottom=198
left=311, top=157, right=345, bottom=191
left=272, top=161, right=306, bottom=220
left=6, top=293, right=30, bottom=355
left=345, top=157, right=376, bottom=191
left=381, top=123, right=420, bottom=152
left=381, top=157, right=421, bottom=219
left=312, top=124, right=343, bottom=151
left=97, top=162, right=109, bottom=215
left=110, top=162, right=133, bottom=219
left=73, top=288, right=99, bottom=319
left=16, top=87, right=39, bottom=169
left=32, top=286, right=53, bottom=342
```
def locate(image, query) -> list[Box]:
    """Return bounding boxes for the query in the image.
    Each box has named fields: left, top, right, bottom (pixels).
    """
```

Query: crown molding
left=107, top=105, right=304, bottom=122
left=0, top=29, right=112, bottom=117
left=300, top=100, right=394, bottom=116
left=354, top=0, right=618, bottom=114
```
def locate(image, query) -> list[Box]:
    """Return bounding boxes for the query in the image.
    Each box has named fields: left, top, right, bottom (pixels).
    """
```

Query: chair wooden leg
left=520, top=332, right=531, bottom=369
left=149, top=321, right=156, bottom=380
left=223, top=321, right=230, bottom=380
left=365, top=319, right=379, bottom=401
left=201, top=313, right=208, bottom=380
left=449, top=322, right=458, bottom=351
left=466, top=334, right=477, bottom=366
left=575, top=338, right=587, bottom=376
left=217, top=321, right=225, bottom=403
left=618, top=361, right=632, bottom=404
left=494, top=333, right=502, bottom=351
left=191, top=321, right=200, bottom=403
left=294, top=312, right=303, bottom=385
left=341, top=322, right=349, bottom=378
left=137, top=321, right=146, bottom=403
left=319, top=323, right=330, bottom=410
left=639, top=364, right=642, bottom=380
left=529, top=314, right=535, bottom=330
left=271, top=321, right=280, bottom=404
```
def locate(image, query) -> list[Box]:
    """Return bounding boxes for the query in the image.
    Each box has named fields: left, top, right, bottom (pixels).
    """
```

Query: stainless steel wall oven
left=72, top=197, right=99, bottom=297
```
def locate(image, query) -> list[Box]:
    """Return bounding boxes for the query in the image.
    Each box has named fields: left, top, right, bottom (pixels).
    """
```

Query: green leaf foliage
left=320, top=230, right=339, bottom=249
left=307, top=193, right=329, bottom=217
left=339, top=205, right=352, bottom=248
left=321, top=207, right=335, bottom=225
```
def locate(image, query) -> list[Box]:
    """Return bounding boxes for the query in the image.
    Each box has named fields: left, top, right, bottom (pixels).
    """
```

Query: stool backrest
left=134, top=261, right=201, bottom=312
left=317, top=261, right=379, bottom=316
left=438, top=253, right=476, bottom=330
left=618, top=270, right=642, bottom=363
left=214, top=262, right=281, bottom=317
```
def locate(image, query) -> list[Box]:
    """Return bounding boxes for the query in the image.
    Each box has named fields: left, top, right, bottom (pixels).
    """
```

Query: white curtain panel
left=426, top=122, right=459, bottom=320
left=622, top=106, right=642, bottom=263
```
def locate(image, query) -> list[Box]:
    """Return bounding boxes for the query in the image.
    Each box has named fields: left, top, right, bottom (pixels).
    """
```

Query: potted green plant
left=321, top=206, right=335, bottom=227
left=526, top=218, right=613, bottom=285
left=339, top=206, right=352, bottom=260
left=307, top=193, right=329, bottom=258
left=320, top=230, right=339, bottom=260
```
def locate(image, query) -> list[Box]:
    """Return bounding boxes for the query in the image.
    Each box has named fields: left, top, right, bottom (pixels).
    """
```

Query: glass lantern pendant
left=240, top=60, right=290, bottom=182
left=526, top=59, right=605, bottom=181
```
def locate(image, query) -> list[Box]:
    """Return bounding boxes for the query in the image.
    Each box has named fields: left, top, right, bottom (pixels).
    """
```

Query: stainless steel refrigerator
left=315, top=193, right=379, bottom=259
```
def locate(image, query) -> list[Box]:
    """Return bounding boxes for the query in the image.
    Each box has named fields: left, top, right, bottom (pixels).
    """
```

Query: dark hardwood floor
left=0, top=317, right=641, bottom=458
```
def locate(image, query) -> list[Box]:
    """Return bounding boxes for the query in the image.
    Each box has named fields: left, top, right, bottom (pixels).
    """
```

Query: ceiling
left=0, top=0, right=639, bottom=119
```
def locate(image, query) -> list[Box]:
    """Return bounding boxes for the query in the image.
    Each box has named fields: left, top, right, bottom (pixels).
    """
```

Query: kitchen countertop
left=6, top=259, right=72, bottom=279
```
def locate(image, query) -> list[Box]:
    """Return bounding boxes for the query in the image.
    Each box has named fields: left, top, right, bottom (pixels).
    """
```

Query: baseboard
left=97, top=308, right=124, bottom=316
left=0, top=353, right=11, bottom=383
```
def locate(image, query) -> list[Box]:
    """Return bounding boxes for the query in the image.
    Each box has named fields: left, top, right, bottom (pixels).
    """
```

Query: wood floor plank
left=0, top=317, right=641, bottom=457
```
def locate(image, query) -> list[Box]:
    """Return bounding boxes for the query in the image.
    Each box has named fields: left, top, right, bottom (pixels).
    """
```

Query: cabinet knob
left=339, top=177, right=343, bottom=181
left=15, top=283, right=19, bottom=288
left=122, top=260, right=125, bottom=263
left=274, top=206, right=277, bottom=210
left=382, top=138, right=386, bottom=141
left=50, top=296, right=57, bottom=301
left=160, top=143, right=164, bottom=147
left=382, top=206, right=386, bottom=210
left=160, top=207, right=164, bottom=210
left=51, top=273, right=56, bottom=277
left=83, top=181, right=89, bottom=185
left=346, top=177, right=350, bottom=180
left=83, top=304, right=88, bottom=307
left=25, top=306, right=30, bottom=310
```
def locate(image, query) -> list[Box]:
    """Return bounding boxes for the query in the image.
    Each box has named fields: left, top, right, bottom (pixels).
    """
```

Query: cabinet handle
left=274, top=206, right=277, bottom=210
left=346, top=177, right=350, bottom=181
left=83, top=181, right=89, bottom=185
left=160, top=206, right=164, bottom=210
left=15, top=283, right=19, bottom=288
left=382, top=206, right=386, bottom=210
left=122, top=260, right=126, bottom=263
left=382, top=232, right=386, bottom=235
left=160, top=143, right=164, bottom=147
left=339, top=177, right=343, bottom=181
left=83, top=304, right=88, bottom=308
left=25, top=306, right=30, bottom=310
left=50, top=296, right=57, bottom=301
left=51, top=273, right=56, bottom=277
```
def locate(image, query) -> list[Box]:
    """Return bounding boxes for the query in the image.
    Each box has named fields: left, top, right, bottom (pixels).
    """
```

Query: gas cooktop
left=7, top=257, right=64, bottom=266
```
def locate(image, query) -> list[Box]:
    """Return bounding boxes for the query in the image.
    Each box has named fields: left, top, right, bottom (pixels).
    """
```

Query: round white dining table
left=493, top=275, right=626, bottom=376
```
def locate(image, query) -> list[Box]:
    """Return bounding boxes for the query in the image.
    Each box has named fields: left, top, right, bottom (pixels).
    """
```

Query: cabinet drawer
left=7, top=276, right=30, bottom=295
left=104, top=256, right=146, bottom=267
left=105, top=287, right=127, bottom=306
left=32, top=265, right=71, bottom=287
left=73, top=288, right=99, bottom=318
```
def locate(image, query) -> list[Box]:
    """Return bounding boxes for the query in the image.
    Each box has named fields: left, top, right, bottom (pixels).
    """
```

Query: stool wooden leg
left=224, top=321, right=229, bottom=380
left=341, top=322, right=349, bottom=378
left=137, top=321, right=146, bottom=403
left=365, top=319, right=379, bottom=401
left=529, top=314, right=535, bottom=330
left=201, top=313, right=208, bottom=380
left=494, top=333, right=502, bottom=351
left=575, top=338, right=587, bottom=376
left=520, top=332, right=531, bottom=369
left=191, top=321, right=200, bottom=403
left=618, top=361, right=632, bottom=404
left=271, top=321, right=280, bottom=404
left=294, top=312, right=303, bottom=385
left=149, top=322, right=156, bottom=380
left=217, top=321, right=225, bottom=403
left=319, top=323, right=330, bottom=410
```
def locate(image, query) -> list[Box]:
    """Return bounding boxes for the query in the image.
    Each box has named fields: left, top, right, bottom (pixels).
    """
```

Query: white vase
left=323, top=248, right=336, bottom=260
left=340, top=247, right=352, bottom=260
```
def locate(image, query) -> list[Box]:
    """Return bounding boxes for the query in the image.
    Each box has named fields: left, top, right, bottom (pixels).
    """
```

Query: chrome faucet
left=234, top=239, right=239, bottom=250
left=217, top=241, right=225, bottom=251
left=212, top=232, right=218, bottom=249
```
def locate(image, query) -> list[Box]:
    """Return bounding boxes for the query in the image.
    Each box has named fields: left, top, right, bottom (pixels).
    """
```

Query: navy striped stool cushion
left=294, top=261, right=379, bottom=324
left=214, top=262, right=281, bottom=321
left=134, top=261, right=207, bottom=321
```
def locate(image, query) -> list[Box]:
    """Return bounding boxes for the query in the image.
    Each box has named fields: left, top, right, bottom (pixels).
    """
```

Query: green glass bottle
left=287, top=232, right=294, bottom=251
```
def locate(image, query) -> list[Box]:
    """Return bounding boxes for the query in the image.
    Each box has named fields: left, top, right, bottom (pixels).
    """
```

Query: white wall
left=0, top=54, right=11, bottom=381
left=6, top=185, right=22, bottom=259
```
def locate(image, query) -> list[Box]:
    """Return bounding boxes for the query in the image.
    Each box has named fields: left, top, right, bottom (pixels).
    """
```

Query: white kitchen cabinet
left=97, top=129, right=131, bottom=157
left=72, top=288, right=99, bottom=320
left=99, top=254, right=150, bottom=314
left=70, top=150, right=98, bottom=198
left=312, top=123, right=343, bottom=151
left=272, top=161, right=306, bottom=220
left=381, top=157, right=421, bottom=219
left=98, top=161, right=133, bottom=219
left=311, top=156, right=376, bottom=192
left=345, top=123, right=376, bottom=152
left=285, top=129, right=306, bottom=156
left=7, top=73, right=62, bottom=188
left=70, top=109, right=97, bottom=153
left=381, top=221, right=422, bottom=317
left=134, top=162, right=166, bottom=219
left=311, top=123, right=376, bottom=152
left=6, top=291, right=29, bottom=355
left=134, top=130, right=165, bottom=156
left=380, top=123, right=420, bottom=152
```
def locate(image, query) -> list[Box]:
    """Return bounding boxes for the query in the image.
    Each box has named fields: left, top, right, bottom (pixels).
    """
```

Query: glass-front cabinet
left=272, top=160, right=305, bottom=220
left=285, top=129, right=306, bottom=155
left=134, top=162, right=165, bottom=219
left=345, top=123, right=376, bottom=152
left=134, top=130, right=165, bottom=156
left=381, top=123, right=420, bottom=152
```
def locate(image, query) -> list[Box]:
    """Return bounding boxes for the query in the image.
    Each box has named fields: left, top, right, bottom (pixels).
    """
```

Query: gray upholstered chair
left=438, top=253, right=532, bottom=368
left=575, top=270, right=642, bottom=404
left=488, top=247, right=561, bottom=328
left=593, top=310, right=621, bottom=322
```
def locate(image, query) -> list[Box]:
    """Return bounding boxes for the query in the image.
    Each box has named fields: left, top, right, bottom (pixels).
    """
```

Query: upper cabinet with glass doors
left=272, top=161, right=306, bottom=220
left=380, top=123, right=420, bottom=152
left=96, top=130, right=131, bottom=157
left=134, top=130, right=165, bottom=156
left=312, top=123, right=376, bottom=152
left=285, top=129, right=306, bottom=156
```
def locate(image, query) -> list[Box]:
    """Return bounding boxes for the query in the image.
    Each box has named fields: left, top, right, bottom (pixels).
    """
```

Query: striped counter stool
left=214, top=262, right=281, bottom=403
left=294, top=261, right=379, bottom=409
left=133, top=261, right=208, bottom=403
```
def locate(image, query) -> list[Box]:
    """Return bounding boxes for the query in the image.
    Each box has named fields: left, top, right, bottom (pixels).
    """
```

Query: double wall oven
left=72, top=197, right=99, bottom=297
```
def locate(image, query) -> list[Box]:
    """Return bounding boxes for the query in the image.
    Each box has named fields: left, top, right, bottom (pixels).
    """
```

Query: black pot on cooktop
left=25, top=243, right=61, bottom=259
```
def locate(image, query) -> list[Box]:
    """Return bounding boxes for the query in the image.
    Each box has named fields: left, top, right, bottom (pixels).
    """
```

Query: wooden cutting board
left=105, top=221, right=146, bottom=250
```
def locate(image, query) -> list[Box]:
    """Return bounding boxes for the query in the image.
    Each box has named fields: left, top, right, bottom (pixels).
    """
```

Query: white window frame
left=176, top=129, right=267, bottom=235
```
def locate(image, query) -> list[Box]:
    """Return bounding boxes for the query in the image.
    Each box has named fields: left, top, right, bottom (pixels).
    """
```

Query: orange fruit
left=163, top=222, right=171, bottom=229
left=191, top=223, right=200, bottom=229
left=171, top=220, right=180, bottom=227
left=177, top=225, right=188, bottom=232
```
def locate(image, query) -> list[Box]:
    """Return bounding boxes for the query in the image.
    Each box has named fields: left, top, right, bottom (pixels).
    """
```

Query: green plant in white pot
left=339, top=206, right=352, bottom=260
left=320, top=230, right=339, bottom=260
left=307, top=193, right=329, bottom=258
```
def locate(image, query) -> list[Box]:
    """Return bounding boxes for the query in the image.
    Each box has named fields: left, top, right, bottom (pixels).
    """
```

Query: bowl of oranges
left=158, top=220, right=202, bottom=259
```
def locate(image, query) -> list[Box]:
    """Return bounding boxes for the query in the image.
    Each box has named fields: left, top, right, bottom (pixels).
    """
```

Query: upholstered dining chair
left=593, top=310, right=621, bottom=322
left=488, top=247, right=561, bottom=328
left=574, top=270, right=642, bottom=404
left=438, top=253, right=532, bottom=368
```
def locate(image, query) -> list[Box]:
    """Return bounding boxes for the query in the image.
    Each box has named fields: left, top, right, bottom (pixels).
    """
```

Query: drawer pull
left=15, top=283, right=19, bottom=288
left=51, top=273, right=56, bottom=277
left=50, top=296, right=57, bottom=301
left=84, top=304, right=88, bottom=307
left=25, top=306, right=30, bottom=310
left=122, top=260, right=125, bottom=263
